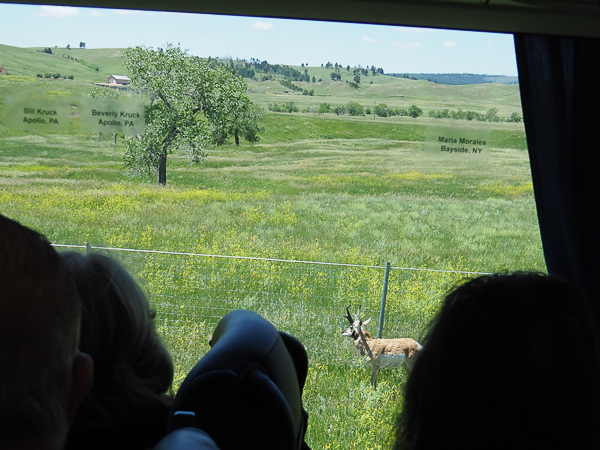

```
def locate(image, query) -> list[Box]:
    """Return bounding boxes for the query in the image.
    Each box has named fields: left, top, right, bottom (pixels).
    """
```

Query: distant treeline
left=207, top=57, right=314, bottom=83
left=268, top=101, right=423, bottom=118
left=36, top=73, right=74, bottom=80
left=207, top=57, right=384, bottom=85
left=388, top=73, right=519, bottom=85
left=429, top=107, right=522, bottom=123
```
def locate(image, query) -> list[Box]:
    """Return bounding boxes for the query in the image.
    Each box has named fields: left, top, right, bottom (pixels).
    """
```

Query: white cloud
left=398, top=26, right=436, bottom=34
left=392, top=41, right=422, bottom=49
left=89, top=10, right=103, bottom=17
left=362, top=35, right=377, bottom=43
left=35, top=5, right=80, bottom=18
left=253, top=21, right=274, bottom=30
left=443, top=41, right=457, bottom=48
left=486, top=42, right=495, bottom=48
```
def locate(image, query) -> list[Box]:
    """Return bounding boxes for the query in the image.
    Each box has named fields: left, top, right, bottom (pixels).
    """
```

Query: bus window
left=0, top=4, right=541, bottom=448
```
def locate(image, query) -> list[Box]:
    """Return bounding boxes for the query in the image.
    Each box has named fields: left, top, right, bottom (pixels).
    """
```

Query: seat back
left=167, top=310, right=309, bottom=450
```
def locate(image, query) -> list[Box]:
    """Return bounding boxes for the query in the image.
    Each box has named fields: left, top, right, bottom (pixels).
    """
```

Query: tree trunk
left=157, top=153, right=167, bottom=185
left=234, top=129, right=240, bottom=146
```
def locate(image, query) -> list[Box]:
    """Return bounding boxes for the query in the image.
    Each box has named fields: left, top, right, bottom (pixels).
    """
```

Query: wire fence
left=54, top=244, right=490, bottom=367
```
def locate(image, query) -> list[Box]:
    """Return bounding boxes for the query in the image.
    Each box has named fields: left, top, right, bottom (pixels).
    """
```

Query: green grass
left=0, top=114, right=538, bottom=270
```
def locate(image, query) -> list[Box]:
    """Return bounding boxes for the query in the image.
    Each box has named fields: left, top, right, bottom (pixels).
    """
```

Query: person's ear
left=67, top=352, right=94, bottom=423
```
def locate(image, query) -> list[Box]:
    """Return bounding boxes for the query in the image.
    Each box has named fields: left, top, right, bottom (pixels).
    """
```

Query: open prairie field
left=0, top=50, right=540, bottom=448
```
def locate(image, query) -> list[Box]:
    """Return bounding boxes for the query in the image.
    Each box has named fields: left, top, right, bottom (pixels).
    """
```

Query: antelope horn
left=344, top=305, right=354, bottom=324
left=355, top=305, right=362, bottom=322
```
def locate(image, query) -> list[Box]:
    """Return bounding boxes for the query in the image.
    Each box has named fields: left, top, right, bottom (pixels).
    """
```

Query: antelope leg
left=370, top=366, right=379, bottom=389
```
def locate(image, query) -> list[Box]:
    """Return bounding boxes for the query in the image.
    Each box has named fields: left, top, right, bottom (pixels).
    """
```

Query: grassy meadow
left=0, top=47, right=543, bottom=449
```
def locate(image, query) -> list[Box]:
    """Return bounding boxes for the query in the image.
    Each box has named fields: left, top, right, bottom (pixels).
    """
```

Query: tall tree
left=123, top=44, right=216, bottom=185
left=123, top=44, right=263, bottom=184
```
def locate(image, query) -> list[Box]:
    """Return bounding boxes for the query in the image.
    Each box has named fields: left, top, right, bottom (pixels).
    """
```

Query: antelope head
left=341, top=305, right=371, bottom=338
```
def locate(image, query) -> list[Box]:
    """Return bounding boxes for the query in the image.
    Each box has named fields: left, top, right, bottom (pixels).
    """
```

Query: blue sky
left=0, top=3, right=518, bottom=75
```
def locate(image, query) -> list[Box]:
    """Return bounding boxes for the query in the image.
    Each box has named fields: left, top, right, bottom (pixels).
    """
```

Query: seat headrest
left=167, top=310, right=309, bottom=450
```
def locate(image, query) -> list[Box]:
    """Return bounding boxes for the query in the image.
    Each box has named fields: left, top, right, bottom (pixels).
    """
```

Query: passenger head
left=61, top=252, right=173, bottom=429
left=394, top=272, right=600, bottom=450
left=0, top=214, right=92, bottom=450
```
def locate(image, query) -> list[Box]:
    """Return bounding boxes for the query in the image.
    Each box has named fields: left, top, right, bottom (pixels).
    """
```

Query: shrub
left=268, top=103, right=285, bottom=112
left=268, top=102, right=299, bottom=113
left=388, top=107, right=406, bottom=117
left=407, top=105, right=423, bottom=118
left=346, top=101, right=365, bottom=116
left=509, top=112, right=522, bottom=123
left=285, top=102, right=299, bottom=113
left=317, top=103, right=331, bottom=114
left=374, top=104, right=389, bottom=117
left=485, top=107, right=499, bottom=122
left=428, top=109, right=450, bottom=119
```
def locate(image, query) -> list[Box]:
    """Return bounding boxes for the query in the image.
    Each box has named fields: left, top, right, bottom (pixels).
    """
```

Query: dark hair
left=61, top=252, right=173, bottom=429
left=394, top=272, right=600, bottom=450
left=0, top=214, right=81, bottom=448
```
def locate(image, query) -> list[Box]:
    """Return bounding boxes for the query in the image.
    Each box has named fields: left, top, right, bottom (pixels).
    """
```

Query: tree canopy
left=207, top=67, right=264, bottom=146
left=123, top=44, right=263, bottom=185
left=407, top=105, right=423, bottom=118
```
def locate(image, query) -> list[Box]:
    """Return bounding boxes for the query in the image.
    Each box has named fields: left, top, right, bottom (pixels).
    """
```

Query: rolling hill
left=0, top=44, right=126, bottom=82
left=0, top=44, right=522, bottom=117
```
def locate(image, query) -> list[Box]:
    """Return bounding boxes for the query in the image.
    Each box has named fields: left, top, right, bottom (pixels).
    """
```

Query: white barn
left=108, top=75, right=131, bottom=85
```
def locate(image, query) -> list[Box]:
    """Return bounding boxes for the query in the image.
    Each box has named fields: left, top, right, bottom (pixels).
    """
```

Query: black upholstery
left=166, top=310, right=310, bottom=450
left=154, top=428, right=221, bottom=450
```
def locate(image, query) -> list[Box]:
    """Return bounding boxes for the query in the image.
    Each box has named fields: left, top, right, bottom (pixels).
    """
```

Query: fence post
left=85, top=242, right=91, bottom=255
left=377, top=261, right=391, bottom=339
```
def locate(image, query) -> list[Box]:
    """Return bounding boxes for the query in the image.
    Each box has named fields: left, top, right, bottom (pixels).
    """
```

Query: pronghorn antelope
left=342, top=305, right=422, bottom=389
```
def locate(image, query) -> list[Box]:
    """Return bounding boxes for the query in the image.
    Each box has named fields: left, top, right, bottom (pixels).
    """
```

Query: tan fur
left=351, top=327, right=421, bottom=371
left=342, top=313, right=422, bottom=388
